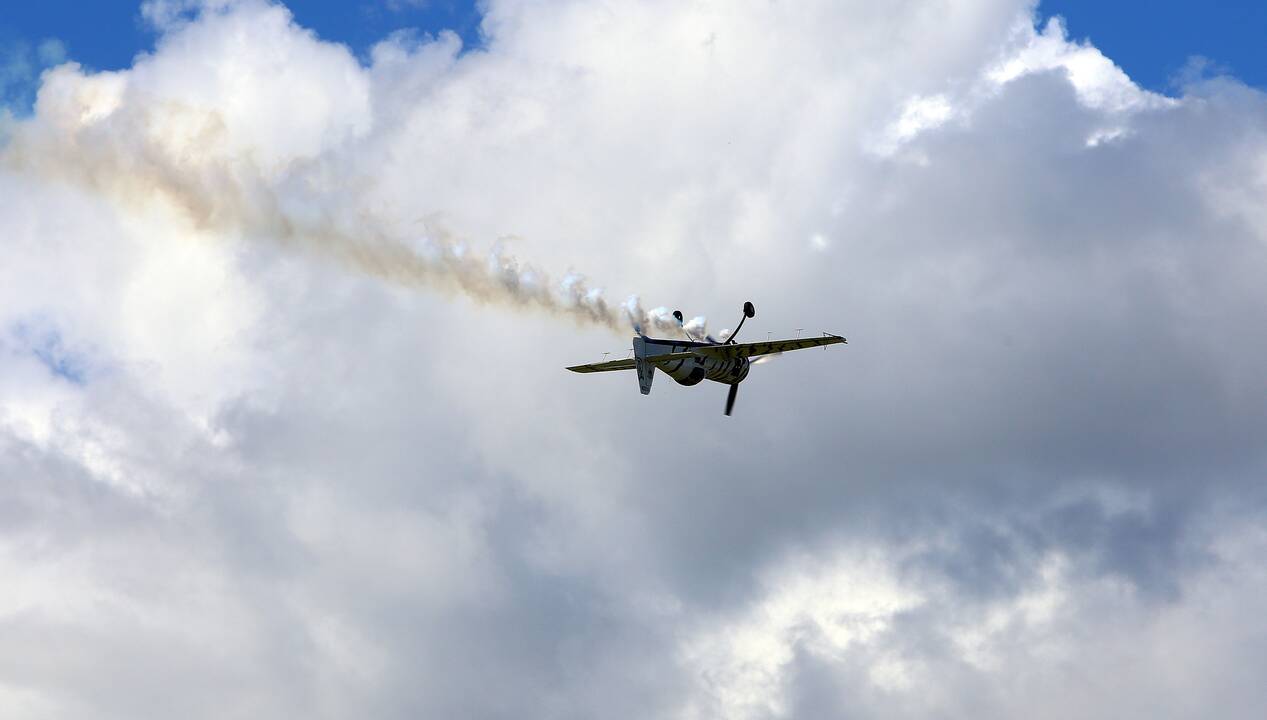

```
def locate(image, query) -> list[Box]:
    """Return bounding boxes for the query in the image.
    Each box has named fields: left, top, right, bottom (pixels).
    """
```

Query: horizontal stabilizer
left=566, top=358, right=636, bottom=373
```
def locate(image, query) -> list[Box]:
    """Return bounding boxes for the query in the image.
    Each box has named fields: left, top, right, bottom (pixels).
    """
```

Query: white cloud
left=877, top=16, right=1176, bottom=156
left=680, top=548, right=923, bottom=719
left=2, top=1, right=1267, bottom=718
left=988, top=17, right=1173, bottom=114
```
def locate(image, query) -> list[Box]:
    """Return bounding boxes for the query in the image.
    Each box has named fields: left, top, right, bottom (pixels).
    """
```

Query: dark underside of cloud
left=1, top=1, right=1266, bottom=718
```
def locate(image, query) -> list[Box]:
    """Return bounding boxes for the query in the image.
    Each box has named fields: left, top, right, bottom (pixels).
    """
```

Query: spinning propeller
left=721, top=302, right=755, bottom=415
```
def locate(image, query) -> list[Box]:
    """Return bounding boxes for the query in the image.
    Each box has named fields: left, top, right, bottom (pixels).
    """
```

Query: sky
left=4, top=0, right=1267, bottom=94
left=2, top=1, right=1267, bottom=719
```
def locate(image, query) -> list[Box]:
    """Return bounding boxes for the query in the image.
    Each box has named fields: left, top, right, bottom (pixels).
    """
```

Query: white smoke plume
left=0, top=24, right=701, bottom=340
left=682, top=315, right=709, bottom=341
left=9, top=1, right=1267, bottom=719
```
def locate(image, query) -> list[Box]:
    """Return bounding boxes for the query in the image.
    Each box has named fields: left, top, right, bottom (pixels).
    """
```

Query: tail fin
left=632, top=336, right=655, bottom=395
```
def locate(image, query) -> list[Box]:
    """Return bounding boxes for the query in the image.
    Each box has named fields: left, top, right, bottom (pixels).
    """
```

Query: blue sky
left=5, top=1, right=1267, bottom=717
left=0, top=1, right=483, bottom=73
left=2, top=1, right=1264, bottom=92
left=1040, top=0, right=1267, bottom=89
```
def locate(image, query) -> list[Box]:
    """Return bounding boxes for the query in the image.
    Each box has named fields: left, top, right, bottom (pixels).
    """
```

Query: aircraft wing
left=566, top=335, right=844, bottom=373
left=694, top=333, right=846, bottom=359
left=566, top=357, right=637, bottom=373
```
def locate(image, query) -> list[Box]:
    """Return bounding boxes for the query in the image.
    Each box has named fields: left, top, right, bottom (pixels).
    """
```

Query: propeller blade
left=752, top=353, right=783, bottom=365
left=724, top=383, right=739, bottom=416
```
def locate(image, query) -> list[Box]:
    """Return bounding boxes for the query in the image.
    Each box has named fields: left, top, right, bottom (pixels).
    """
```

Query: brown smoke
left=1, top=73, right=696, bottom=338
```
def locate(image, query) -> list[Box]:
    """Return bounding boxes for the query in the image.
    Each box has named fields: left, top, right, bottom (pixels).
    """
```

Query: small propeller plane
left=566, top=302, right=845, bottom=416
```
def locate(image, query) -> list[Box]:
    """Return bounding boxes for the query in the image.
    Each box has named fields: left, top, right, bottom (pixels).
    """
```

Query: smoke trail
left=0, top=67, right=703, bottom=339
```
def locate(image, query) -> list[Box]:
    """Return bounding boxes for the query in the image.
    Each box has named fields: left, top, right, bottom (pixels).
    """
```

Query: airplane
left=566, top=302, right=845, bottom=416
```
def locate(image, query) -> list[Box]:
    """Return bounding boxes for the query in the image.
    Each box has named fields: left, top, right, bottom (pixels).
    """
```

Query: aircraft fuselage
left=640, top=339, right=751, bottom=386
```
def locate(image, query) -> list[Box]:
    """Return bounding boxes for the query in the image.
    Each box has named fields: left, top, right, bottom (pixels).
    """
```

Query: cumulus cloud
left=2, top=1, right=1267, bottom=718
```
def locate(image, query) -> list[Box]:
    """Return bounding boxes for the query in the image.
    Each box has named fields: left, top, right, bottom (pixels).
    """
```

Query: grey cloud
left=2, top=1, right=1267, bottom=718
